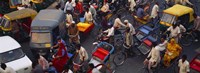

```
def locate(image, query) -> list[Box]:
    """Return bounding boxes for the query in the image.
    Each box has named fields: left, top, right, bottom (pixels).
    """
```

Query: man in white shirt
left=64, top=0, right=74, bottom=13
left=113, top=15, right=126, bottom=28
left=178, top=55, right=190, bottom=73
left=76, top=44, right=89, bottom=62
left=104, top=26, right=116, bottom=44
left=143, top=43, right=160, bottom=71
left=124, top=20, right=136, bottom=36
left=0, top=63, right=16, bottom=73
left=128, top=0, right=136, bottom=12
left=167, top=24, right=181, bottom=42
left=66, top=11, right=74, bottom=27
left=180, top=0, right=193, bottom=6
left=151, top=2, right=159, bottom=19
left=88, top=4, right=97, bottom=19
left=84, top=8, right=93, bottom=23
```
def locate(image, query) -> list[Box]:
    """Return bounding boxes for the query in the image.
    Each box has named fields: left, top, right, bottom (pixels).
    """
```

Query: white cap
left=124, top=20, right=128, bottom=23
left=72, top=21, right=75, bottom=24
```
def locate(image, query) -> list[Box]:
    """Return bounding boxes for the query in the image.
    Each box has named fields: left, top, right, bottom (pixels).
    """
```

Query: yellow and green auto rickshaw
left=0, top=8, right=37, bottom=41
left=160, top=4, right=194, bottom=29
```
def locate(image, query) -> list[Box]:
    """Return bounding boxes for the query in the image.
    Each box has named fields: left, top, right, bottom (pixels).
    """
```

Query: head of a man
left=117, top=14, right=121, bottom=19
left=76, top=44, right=81, bottom=50
left=124, top=20, right=129, bottom=26
left=182, top=54, right=187, bottom=62
left=88, top=63, right=95, bottom=69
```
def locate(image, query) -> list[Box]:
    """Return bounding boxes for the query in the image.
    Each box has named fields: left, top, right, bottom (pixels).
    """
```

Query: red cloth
left=75, top=2, right=83, bottom=13
left=52, top=43, right=69, bottom=73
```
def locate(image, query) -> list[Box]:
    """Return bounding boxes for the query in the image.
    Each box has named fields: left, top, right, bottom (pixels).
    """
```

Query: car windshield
left=0, top=48, right=25, bottom=63
left=161, top=13, right=176, bottom=25
left=0, top=17, right=10, bottom=28
left=31, top=32, right=51, bottom=43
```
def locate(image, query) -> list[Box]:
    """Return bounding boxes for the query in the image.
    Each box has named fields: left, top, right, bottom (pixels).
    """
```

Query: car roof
left=31, top=9, right=65, bottom=29
left=0, top=36, right=21, bottom=53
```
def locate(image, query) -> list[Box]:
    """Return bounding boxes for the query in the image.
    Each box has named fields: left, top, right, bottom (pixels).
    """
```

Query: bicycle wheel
left=179, top=34, right=194, bottom=46
left=113, top=52, right=127, bottom=66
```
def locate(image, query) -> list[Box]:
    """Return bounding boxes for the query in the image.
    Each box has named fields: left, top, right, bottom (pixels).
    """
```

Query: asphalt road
left=19, top=0, right=200, bottom=73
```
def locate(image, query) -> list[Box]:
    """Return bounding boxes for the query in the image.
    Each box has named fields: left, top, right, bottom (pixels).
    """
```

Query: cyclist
left=124, top=20, right=136, bottom=36
left=166, top=23, right=181, bottom=42
left=124, top=27, right=134, bottom=56
left=143, top=42, right=160, bottom=72
left=103, top=26, right=117, bottom=43
left=193, top=13, right=200, bottom=42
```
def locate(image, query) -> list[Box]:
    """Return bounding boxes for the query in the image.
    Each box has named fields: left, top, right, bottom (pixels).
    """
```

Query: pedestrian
left=193, top=13, right=200, bottom=42
left=66, top=10, right=74, bottom=27
left=151, top=2, right=159, bottom=23
left=68, top=21, right=80, bottom=44
left=84, top=8, right=93, bottom=24
left=0, top=63, right=16, bottom=73
left=124, top=20, right=136, bottom=36
left=143, top=42, right=160, bottom=72
left=113, top=14, right=125, bottom=29
left=64, top=0, right=74, bottom=13
left=99, top=1, right=110, bottom=17
left=35, top=53, right=49, bottom=71
left=31, top=61, right=44, bottom=73
left=87, top=63, right=101, bottom=73
left=128, top=0, right=136, bottom=12
left=180, top=0, right=193, bottom=6
left=75, top=44, right=89, bottom=62
left=178, top=55, right=190, bottom=73
left=88, top=4, right=97, bottom=19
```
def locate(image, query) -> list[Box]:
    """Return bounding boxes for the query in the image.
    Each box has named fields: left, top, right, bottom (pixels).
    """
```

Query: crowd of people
left=0, top=0, right=200, bottom=73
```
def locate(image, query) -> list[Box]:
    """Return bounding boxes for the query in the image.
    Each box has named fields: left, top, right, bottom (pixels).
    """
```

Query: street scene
left=0, top=0, right=200, bottom=73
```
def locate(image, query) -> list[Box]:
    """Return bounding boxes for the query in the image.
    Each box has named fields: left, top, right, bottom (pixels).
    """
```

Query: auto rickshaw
left=0, top=8, right=37, bottom=41
left=30, top=9, right=67, bottom=56
left=159, top=4, right=194, bottom=31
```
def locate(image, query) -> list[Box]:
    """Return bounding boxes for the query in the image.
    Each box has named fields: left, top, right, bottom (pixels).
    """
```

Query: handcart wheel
left=113, top=52, right=127, bottom=66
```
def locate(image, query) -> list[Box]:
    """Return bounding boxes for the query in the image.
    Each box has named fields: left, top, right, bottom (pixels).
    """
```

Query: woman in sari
left=52, top=41, right=69, bottom=73
left=163, top=38, right=182, bottom=67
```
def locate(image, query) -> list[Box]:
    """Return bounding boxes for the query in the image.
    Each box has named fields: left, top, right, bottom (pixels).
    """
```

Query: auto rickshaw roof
left=31, top=9, right=65, bottom=29
left=4, top=8, right=37, bottom=21
left=163, top=4, right=194, bottom=16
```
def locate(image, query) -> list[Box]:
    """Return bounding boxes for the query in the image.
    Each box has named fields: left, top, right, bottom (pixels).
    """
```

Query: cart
left=135, top=25, right=159, bottom=55
left=89, top=42, right=114, bottom=70
left=190, top=54, right=200, bottom=72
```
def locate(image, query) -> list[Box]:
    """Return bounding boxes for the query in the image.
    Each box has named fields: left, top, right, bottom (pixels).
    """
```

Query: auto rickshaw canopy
left=4, top=8, right=37, bottom=21
left=31, top=9, right=65, bottom=30
left=163, top=4, right=194, bottom=17
left=160, top=4, right=194, bottom=26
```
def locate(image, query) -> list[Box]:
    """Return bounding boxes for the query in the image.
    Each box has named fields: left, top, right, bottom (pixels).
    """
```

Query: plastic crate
left=137, top=43, right=151, bottom=55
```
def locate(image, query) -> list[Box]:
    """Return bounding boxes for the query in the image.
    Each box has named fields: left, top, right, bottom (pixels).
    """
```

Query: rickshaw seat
left=134, top=16, right=147, bottom=24
left=77, top=22, right=94, bottom=34
left=143, top=39, right=152, bottom=47
left=190, top=59, right=200, bottom=72
left=93, top=47, right=109, bottom=60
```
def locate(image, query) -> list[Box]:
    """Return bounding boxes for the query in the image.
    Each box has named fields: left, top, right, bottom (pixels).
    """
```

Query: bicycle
left=179, top=29, right=196, bottom=47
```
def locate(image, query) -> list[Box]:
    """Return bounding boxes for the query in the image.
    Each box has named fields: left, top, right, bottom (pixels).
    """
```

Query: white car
left=0, top=36, right=32, bottom=73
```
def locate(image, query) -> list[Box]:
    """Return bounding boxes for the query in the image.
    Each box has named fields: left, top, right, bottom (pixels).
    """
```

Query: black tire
left=113, top=52, right=127, bottom=66
left=179, top=34, right=194, bottom=47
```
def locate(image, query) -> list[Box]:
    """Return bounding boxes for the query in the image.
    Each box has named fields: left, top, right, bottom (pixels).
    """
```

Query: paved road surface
left=19, top=0, right=200, bottom=73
